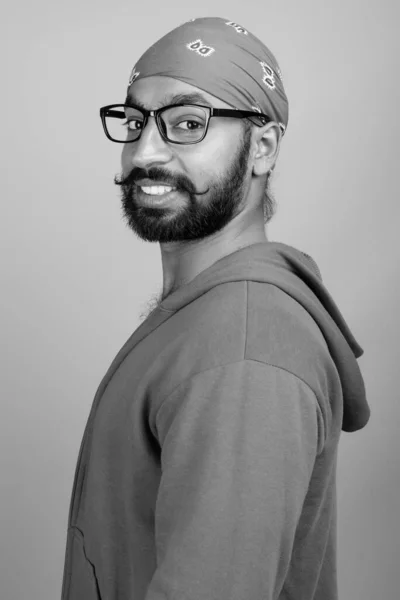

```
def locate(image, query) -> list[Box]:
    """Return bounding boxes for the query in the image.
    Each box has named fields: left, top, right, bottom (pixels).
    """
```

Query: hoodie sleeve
left=146, top=359, right=322, bottom=600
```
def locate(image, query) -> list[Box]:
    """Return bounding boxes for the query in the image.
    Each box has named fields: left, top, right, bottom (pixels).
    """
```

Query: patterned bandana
left=127, top=17, right=289, bottom=135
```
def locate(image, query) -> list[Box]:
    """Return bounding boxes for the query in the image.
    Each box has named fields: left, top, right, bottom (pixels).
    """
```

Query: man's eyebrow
left=124, top=92, right=214, bottom=109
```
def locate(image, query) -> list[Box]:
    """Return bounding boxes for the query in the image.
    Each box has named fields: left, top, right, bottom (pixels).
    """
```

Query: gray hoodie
left=61, top=241, right=370, bottom=600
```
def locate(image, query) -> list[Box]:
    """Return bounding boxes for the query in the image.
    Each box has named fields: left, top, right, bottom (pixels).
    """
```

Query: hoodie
left=61, top=241, right=370, bottom=600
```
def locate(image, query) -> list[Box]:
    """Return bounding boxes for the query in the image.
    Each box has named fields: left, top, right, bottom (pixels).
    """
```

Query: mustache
left=114, top=170, right=209, bottom=196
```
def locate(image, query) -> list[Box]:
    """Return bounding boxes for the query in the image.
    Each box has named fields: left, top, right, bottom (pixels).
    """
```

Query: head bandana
left=127, top=17, right=289, bottom=135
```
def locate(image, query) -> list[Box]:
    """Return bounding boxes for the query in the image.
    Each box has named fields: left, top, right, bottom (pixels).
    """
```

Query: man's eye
left=123, top=120, right=142, bottom=130
left=175, top=120, right=204, bottom=130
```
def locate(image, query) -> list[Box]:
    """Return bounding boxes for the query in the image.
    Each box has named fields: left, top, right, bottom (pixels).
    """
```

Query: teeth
left=141, top=185, right=174, bottom=195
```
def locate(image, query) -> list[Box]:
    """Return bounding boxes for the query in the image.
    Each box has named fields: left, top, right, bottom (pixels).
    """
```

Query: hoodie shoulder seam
left=155, top=359, right=324, bottom=437
left=244, top=281, right=249, bottom=360
left=246, top=358, right=319, bottom=401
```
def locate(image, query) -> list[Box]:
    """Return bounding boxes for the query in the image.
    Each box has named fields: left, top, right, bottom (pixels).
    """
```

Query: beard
left=114, top=126, right=252, bottom=244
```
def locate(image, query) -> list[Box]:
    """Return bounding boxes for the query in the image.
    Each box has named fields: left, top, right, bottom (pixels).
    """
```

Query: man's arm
left=146, top=359, right=322, bottom=600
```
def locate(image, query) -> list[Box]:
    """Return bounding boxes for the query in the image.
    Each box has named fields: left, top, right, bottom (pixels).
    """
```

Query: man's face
left=116, top=76, right=253, bottom=244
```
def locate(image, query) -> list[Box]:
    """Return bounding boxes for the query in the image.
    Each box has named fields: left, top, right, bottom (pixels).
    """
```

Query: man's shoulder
left=178, top=280, right=334, bottom=384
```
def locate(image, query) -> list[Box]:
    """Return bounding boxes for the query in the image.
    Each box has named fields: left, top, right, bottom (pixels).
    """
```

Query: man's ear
left=252, top=122, right=282, bottom=176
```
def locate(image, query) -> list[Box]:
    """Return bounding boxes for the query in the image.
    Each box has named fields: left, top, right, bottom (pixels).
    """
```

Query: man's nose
left=128, top=116, right=172, bottom=168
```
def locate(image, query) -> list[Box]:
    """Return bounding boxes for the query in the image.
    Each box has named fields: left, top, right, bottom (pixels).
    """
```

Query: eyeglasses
left=99, top=103, right=273, bottom=145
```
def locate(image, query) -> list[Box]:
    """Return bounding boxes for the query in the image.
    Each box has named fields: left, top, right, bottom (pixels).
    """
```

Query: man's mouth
left=139, top=185, right=176, bottom=196
left=136, top=185, right=180, bottom=207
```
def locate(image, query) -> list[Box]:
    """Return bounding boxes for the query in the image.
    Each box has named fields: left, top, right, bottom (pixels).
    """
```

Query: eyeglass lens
left=104, top=105, right=209, bottom=143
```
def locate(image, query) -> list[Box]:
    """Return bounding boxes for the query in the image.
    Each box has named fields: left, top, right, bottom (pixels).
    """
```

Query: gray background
left=1, top=0, right=398, bottom=598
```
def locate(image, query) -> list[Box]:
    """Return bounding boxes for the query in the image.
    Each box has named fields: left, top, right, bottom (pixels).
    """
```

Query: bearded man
left=61, top=17, right=370, bottom=600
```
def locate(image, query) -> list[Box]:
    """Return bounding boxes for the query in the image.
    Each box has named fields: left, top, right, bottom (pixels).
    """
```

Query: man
left=61, top=17, right=370, bottom=600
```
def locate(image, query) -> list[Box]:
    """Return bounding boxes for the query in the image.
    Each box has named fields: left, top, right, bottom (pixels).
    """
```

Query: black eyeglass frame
left=99, top=103, right=274, bottom=145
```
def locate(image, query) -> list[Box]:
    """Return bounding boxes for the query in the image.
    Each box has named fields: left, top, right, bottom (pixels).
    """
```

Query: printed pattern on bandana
left=187, top=39, right=215, bottom=58
left=126, top=16, right=289, bottom=133
left=260, top=62, right=276, bottom=90
left=128, top=67, right=140, bottom=86
left=225, top=21, right=248, bottom=35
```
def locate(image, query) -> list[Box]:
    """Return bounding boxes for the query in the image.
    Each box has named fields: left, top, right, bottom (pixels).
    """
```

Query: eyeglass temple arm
left=102, top=109, right=125, bottom=119
left=211, top=108, right=272, bottom=126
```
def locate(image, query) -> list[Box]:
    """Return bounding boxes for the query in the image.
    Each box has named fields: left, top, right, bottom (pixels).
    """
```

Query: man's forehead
left=125, top=90, right=212, bottom=110
left=125, top=78, right=232, bottom=110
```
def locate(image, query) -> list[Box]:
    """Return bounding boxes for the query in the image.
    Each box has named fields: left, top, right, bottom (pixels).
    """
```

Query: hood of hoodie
left=157, top=241, right=370, bottom=433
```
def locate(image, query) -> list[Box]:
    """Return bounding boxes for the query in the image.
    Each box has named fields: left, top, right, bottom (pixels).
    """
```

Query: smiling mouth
left=136, top=186, right=179, bottom=206
left=139, top=185, right=176, bottom=196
